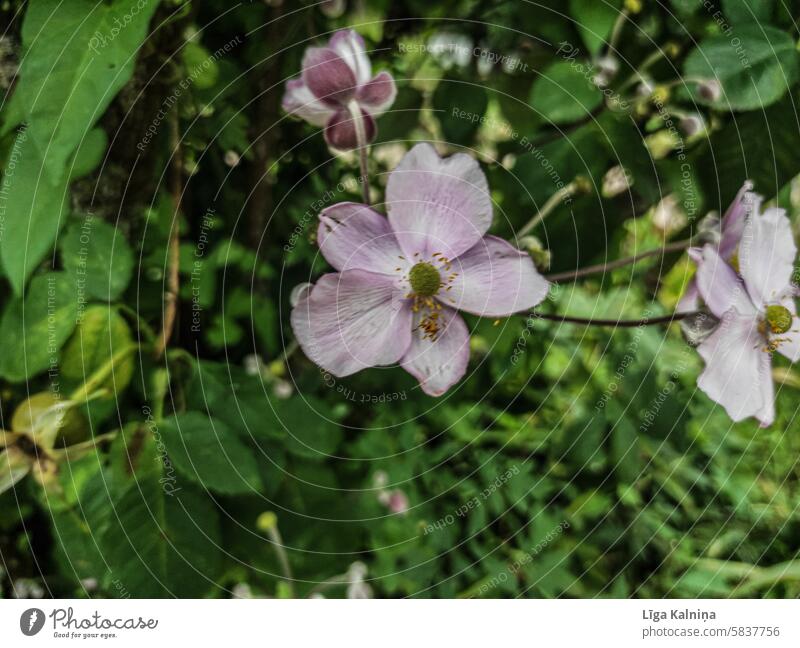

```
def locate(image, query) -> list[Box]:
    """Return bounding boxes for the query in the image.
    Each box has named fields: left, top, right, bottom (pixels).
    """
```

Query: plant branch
left=546, top=238, right=692, bottom=283
left=528, top=310, right=696, bottom=328
left=153, top=112, right=183, bottom=360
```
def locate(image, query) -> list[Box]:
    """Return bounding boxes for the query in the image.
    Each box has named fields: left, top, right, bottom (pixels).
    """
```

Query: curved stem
left=516, top=180, right=584, bottom=238
left=348, top=100, right=371, bottom=205
left=546, top=238, right=691, bottom=283
left=529, top=310, right=695, bottom=328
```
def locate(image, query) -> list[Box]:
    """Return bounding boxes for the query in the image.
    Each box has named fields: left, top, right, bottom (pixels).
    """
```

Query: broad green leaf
left=433, top=76, right=488, bottom=145
left=3, top=0, right=161, bottom=175
left=61, top=304, right=134, bottom=392
left=99, top=476, right=222, bottom=598
left=569, top=0, right=622, bottom=56
left=59, top=216, right=134, bottom=301
left=0, top=0, right=160, bottom=292
left=684, top=25, right=798, bottom=111
left=722, top=0, right=774, bottom=24
left=0, top=272, right=78, bottom=382
left=529, top=60, right=602, bottom=124
left=68, top=127, right=108, bottom=181
left=0, top=132, right=69, bottom=293
left=160, top=412, right=262, bottom=495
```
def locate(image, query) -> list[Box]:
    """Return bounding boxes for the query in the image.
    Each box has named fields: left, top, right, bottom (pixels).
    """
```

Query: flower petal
left=291, top=270, right=412, bottom=377
left=329, top=29, right=371, bottom=85
left=282, top=77, right=336, bottom=127
left=777, top=299, right=800, bottom=363
left=677, top=279, right=700, bottom=313
left=324, top=107, right=376, bottom=150
left=400, top=307, right=470, bottom=396
left=386, top=143, right=493, bottom=259
left=719, top=180, right=756, bottom=259
left=318, top=202, right=405, bottom=275
left=302, top=47, right=357, bottom=103
left=444, top=236, right=549, bottom=317
left=697, top=311, right=774, bottom=425
left=691, top=245, right=755, bottom=318
left=739, top=206, right=797, bottom=306
left=357, top=71, right=396, bottom=117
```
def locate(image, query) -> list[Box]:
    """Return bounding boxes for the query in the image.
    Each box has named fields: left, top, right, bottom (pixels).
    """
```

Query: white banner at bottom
left=0, top=599, right=797, bottom=646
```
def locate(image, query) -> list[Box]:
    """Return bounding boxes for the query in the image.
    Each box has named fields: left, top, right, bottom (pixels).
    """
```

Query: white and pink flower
left=690, top=202, right=799, bottom=426
left=282, top=29, right=396, bottom=150
left=291, top=143, right=550, bottom=395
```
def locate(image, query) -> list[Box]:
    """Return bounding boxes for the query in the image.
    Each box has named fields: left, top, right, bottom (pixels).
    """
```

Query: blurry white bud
left=273, top=380, right=293, bottom=400
left=224, top=150, right=241, bottom=167
left=12, top=579, right=44, bottom=599
left=290, top=282, right=313, bottom=308
left=231, top=583, right=255, bottom=599
left=347, top=561, right=368, bottom=581
left=636, top=78, right=655, bottom=97
left=697, top=79, right=722, bottom=102
left=243, top=354, right=263, bottom=376
left=346, top=580, right=373, bottom=599
left=309, top=592, right=326, bottom=599
left=679, top=114, right=706, bottom=138
left=80, top=578, right=98, bottom=592
left=602, top=165, right=633, bottom=198
left=652, top=195, right=688, bottom=234
left=592, top=55, right=618, bottom=87
left=319, top=0, right=346, bottom=18
left=372, top=470, right=389, bottom=489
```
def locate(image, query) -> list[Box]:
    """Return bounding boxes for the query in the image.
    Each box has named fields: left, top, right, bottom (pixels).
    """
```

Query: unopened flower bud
left=679, top=114, right=706, bottom=138
left=602, top=165, right=632, bottom=198
left=243, top=354, right=263, bottom=376
left=517, top=235, right=551, bottom=271
left=273, top=380, right=293, bottom=399
left=256, top=511, right=278, bottom=533
left=387, top=489, right=409, bottom=514
left=652, top=195, right=687, bottom=234
left=224, top=150, right=241, bottom=167
left=319, top=0, right=346, bottom=18
left=636, top=78, right=655, bottom=97
left=372, top=470, right=388, bottom=489
left=645, top=130, right=679, bottom=159
left=697, top=79, right=722, bottom=102
left=624, top=0, right=643, bottom=13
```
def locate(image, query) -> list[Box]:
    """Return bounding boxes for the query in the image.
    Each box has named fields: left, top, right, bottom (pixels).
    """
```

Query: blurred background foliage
left=1, top=0, right=800, bottom=599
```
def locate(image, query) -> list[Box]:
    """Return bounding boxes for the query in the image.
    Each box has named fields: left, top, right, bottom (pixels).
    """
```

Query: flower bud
left=602, top=165, right=632, bottom=198
left=256, top=511, right=278, bottom=533
left=224, top=150, right=240, bottom=167
left=319, top=0, right=346, bottom=18
left=387, top=489, right=410, bottom=514
left=273, top=380, right=294, bottom=399
left=696, top=79, right=722, bottom=102
left=652, top=195, right=687, bottom=234
left=679, top=114, right=707, bottom=138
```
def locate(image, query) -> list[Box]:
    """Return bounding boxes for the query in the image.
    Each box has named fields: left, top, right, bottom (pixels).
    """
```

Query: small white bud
left=602, top=165, right=632, bottom=198
left=224, top=150, right=241, bottom=167
left=696, top=79, right=722, bottom=102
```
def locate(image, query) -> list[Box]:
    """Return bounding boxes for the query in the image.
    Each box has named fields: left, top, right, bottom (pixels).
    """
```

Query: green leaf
left=0, top=132, right=69, bottom=293
left=569, top=0, right=622, bottom=56
left=160, top=412, right=263, bottom=495
left=0, top=272, right=78, bottom=382
left=68, top=127, right=108, bottom=181
left=99, top=477, right=222, bottom=598
left=722, top=0, right=774, bottom=24
left=59, top=216, right=134, bottom=301
left=433, top=76, right=488, bottom=145
left=683, top=25, right=799, bottom=111
left=60, top=304, right=134, bottom=390
left=529, top=60, right=602, bottom=124
left=0, top=0, right=160, bottom=292
left=3, top=0, right=161, bottom=175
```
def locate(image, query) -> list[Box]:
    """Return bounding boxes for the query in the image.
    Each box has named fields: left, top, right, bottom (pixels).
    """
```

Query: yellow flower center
left=766, top=305, right=792, bottom=335
left=409, top=262, right=441, bottom=297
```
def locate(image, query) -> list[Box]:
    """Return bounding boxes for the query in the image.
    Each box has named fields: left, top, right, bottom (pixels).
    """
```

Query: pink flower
left=291, top=143, right=550, bottom=395
left=691, top=205, right=799, bottom=426
left=679, top=181, right=756, bottom=312
left=282, top=29, right=396, bottom=150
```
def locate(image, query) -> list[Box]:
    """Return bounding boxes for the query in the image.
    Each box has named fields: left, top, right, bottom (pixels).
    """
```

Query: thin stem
left=154, top=112, right=183, bottom=360
left=607, top=8, right=629, bottom=54
left=529, top=310, right=696, bottom=328
left=348, top=100, right=371, bottom=205
left=267, top=525, right=294, bottom=596
left=516, top=180, right=583, bottom=238
left=546, top=238, right=691, bottom=283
